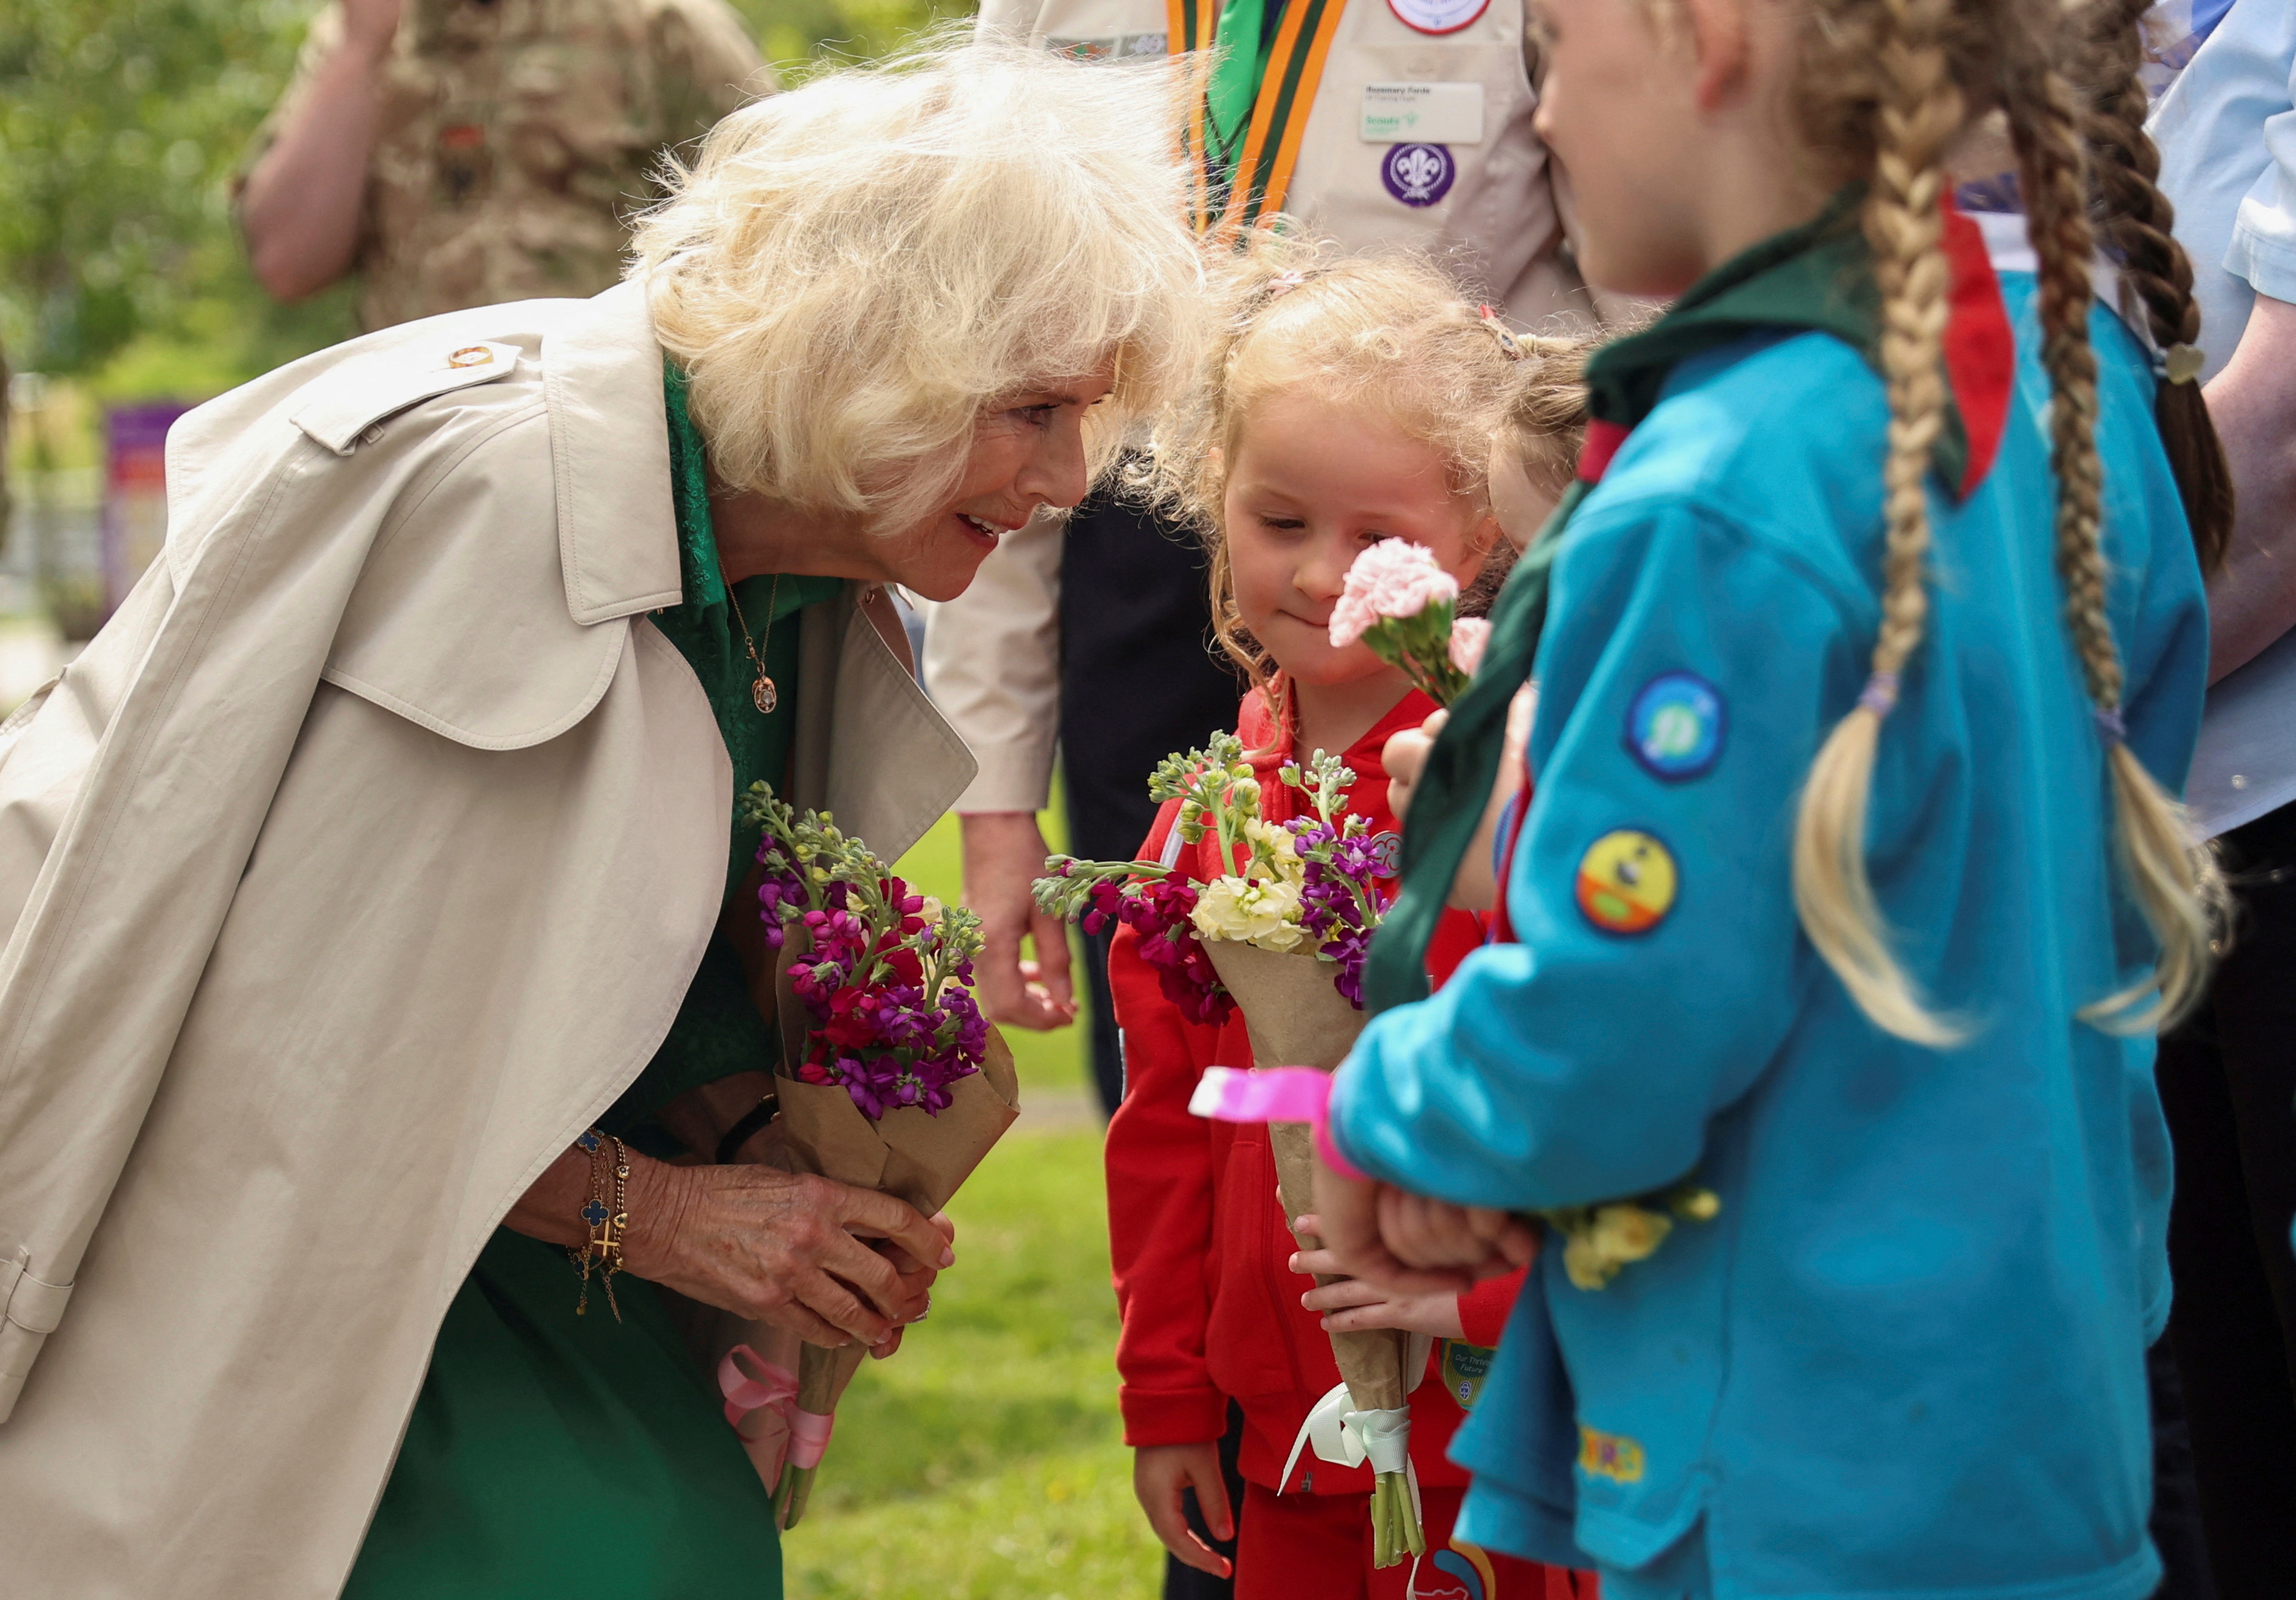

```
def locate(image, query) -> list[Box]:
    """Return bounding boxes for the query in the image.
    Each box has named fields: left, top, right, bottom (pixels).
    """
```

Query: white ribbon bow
left=1281, top=1381, right=1417, bottom=1486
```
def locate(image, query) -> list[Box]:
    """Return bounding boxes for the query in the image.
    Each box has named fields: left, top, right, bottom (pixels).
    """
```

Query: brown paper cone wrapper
left=763, top=926, right=1021, bottom=1526
left=1200, top=941, right=1408, bottom=1413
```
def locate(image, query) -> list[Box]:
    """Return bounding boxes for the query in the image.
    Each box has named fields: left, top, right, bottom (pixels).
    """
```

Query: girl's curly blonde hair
left=1134, top=235, right=1591, bottom=707
left=632, top=37, right=1209, bottom=536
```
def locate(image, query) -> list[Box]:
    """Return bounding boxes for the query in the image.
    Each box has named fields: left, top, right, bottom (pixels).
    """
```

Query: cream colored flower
left=1242, top=818, right=1304, bottom=880
left=1191, top=874, right=1307, bottom=952
left=1560, top=1203, right=1674, bottom=1291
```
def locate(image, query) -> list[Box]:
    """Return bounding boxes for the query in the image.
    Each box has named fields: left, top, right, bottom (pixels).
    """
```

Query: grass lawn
left=779, top=809, right=1161, bottom=1598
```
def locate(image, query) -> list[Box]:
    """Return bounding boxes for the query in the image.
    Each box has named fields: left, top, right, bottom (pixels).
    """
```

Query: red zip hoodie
left=1104, top=686, right=1523, bottom=1496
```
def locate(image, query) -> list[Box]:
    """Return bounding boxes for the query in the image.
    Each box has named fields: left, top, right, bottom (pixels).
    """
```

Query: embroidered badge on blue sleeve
left=1625, top=670, right=1726, bottom=781
left=1575, top=829, right=1679, bottom=935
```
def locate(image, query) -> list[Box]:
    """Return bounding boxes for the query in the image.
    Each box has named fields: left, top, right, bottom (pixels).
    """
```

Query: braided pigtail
left=1791, top=0, right=1970, bottom=1045
left=2073, top=0, right=2233, bottom=573
left=2010, top=48, right=2226, bottom=1031
left=1791, top=0, right=1975, bottom=1042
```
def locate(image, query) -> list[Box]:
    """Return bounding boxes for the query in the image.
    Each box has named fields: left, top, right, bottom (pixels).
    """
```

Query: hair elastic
left=2161, top=344, right=2205, bottom=386
left=1263, top=270, right=1309, bottom=303
left=1857, top=671, right=1902, bottom=718
left=1477, top=303, right=1526, bottom=360
left=2094, top=705, right=2128, bottom=745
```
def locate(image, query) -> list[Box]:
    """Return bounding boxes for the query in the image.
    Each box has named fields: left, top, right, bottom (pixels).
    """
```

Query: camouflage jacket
left=248, top=0, right=771, bottom=331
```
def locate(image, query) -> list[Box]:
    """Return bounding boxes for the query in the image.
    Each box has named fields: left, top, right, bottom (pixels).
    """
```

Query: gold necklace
left=724, top=572, right=784, bottom=715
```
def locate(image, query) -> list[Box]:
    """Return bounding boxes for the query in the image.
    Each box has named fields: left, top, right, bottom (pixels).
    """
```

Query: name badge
left=1360, top=82, right=1486, bottom=145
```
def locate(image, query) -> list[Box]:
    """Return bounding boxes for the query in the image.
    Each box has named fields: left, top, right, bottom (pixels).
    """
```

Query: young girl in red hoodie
left=1105, top=249, right=1593, bottom=1600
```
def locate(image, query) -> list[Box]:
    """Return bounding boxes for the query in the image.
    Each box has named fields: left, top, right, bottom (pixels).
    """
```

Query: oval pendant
left=753, top=675, right=779, bottom=715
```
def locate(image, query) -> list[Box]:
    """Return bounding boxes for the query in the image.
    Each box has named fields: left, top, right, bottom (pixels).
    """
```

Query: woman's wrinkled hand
left=622, top=1161, right=954, bottom=1350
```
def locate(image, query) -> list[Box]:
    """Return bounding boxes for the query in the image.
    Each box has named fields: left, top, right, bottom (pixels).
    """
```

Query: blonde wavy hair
left=1749, top=0, right=2227, bottom=1041
left=631, top=38, right=1209, bottom=535
left=1137, top=236, right=1590, bottom=706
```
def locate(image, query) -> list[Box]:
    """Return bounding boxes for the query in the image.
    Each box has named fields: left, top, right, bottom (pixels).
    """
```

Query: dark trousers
left=1056, top=488, right=1244, bottom=1118
left=2157, top=798, right=2296, bottom=1598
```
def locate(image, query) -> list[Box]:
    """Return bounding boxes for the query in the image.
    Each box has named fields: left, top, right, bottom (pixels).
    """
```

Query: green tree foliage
left=0, top=0, right=356, bottom=382
left=0, top=0, right=968, bottom=395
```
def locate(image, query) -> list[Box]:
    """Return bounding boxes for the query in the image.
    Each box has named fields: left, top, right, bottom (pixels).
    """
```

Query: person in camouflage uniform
left=238, top=0, right=772, bottom=331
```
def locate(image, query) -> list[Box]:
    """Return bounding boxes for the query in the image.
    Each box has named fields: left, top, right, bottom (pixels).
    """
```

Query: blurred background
left=2, top=6, right=1153, bottom=1594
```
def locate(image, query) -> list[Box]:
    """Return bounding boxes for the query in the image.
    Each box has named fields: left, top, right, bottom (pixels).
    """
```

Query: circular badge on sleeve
left=1625, top=671, right=1726, bottom=781
left=1382, top=143, right=1456, bottom=207
left=1386, top=0, right=1491, bottom=33
left=1575, top=829, right=1679, bottom=935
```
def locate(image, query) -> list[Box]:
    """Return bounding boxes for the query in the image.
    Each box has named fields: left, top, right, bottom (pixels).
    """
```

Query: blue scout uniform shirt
left=1329, top=269, right=2209, bottom=1598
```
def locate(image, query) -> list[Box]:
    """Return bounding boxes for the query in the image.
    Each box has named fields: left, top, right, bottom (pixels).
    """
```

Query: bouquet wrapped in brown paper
left=1199, top=938, right=1428, bottom=1567
left=1036, top=739, right=1427, bottom=1564
left=738, top=783, right=1020, bottom=1529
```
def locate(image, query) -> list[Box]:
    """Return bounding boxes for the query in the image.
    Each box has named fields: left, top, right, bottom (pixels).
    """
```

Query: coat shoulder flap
left=291, top=340, right=527, bottom=458
left=321, top=384, right=631, bottom=752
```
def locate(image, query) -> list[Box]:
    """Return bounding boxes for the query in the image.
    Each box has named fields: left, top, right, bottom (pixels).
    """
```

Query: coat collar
left=542, top=279, right=687, bottom=625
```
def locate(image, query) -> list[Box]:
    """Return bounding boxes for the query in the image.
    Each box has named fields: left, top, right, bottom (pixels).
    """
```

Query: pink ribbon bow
left=1188, top=1066, right=1368, bottom=1181
left=718, top=1345, right=836, bottom=1479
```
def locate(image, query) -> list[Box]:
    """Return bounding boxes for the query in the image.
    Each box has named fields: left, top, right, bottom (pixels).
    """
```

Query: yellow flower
left=1560, top=1204, right=1674, bottom=1291
left=1191, top=874, right=1307, bottom=952
left=1242, top=818, right=1305, bottom=881
left=1673, top=1187, right=1720, bottom=1222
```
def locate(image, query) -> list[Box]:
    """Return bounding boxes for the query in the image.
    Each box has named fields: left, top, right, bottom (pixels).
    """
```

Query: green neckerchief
left=657, top=361, right=841, bottom=897
left=1205, top=0, right=1277, bottom=179
left=1363, top=190, right=1971, bottom=1013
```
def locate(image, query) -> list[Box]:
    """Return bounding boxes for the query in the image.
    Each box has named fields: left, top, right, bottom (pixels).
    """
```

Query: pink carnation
left=1329, top=541, right=1460, bottom=647
left=1449, top=617, right=1490, bottom=676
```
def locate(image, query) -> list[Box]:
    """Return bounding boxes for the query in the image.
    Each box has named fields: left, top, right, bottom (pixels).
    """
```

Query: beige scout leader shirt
left=247, top=0, right=771, bottom=331
left=934, top=0, right=1596, bottom=811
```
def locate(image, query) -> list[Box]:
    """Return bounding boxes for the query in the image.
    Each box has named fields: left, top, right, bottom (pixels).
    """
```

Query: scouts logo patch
left=1385, top=0, right=1491, bottom=34
left=1626, top=670, right=1726, bottom=781
left=1575, top=829, right=1678, bottom=935
left=1439, top=1339, right=1495, bottom=1411
left=1382, top=143, right=1455, bottom=207
left=1579, top=1424, right=1646, bottom=1484
left=1368, top=830, right=1403, bottom=878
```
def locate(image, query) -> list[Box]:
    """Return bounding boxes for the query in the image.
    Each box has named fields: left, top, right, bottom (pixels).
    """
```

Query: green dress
left=344, top=368, right=842, bottom=1598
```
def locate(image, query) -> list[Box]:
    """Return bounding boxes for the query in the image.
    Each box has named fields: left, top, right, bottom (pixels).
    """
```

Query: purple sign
left=102, top=401, right=190, bottom=616
left=1381, top=143, right=1455, bottom=208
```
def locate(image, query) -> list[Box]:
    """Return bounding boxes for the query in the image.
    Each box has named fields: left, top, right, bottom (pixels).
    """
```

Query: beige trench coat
left=0, top=281, right=976, bottom=1597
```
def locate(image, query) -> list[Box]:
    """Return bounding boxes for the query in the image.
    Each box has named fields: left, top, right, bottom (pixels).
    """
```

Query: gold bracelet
left=567, top=1128, right=612, bottom=1317
left=596, top=1134, right=631, bottom=1323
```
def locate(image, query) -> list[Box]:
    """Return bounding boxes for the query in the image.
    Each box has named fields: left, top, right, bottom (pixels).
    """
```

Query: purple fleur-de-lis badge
left=1381, top=143, right=1455, bottom=208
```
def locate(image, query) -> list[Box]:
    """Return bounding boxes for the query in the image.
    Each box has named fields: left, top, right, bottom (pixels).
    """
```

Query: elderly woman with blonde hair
left=0, top=43, right=1201, bottom=1599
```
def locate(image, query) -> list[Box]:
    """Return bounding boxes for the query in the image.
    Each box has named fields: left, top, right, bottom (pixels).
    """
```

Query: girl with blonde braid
left=1292, top=1, right=2226, bottom=1595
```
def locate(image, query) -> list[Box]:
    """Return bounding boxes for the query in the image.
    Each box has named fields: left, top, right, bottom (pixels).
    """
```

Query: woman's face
left=1222, top=392, right=1494, bottom=688
left=880, top=363, right=1117, bottom=601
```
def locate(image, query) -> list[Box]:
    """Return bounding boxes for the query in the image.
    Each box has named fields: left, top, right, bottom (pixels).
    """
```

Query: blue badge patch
left=1626, top=670, right=1725, bottom=781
